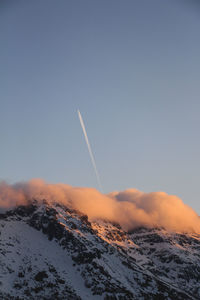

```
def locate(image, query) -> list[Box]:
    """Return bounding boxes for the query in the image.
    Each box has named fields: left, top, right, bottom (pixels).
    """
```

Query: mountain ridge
left=0, top=200, right=200, bottom=299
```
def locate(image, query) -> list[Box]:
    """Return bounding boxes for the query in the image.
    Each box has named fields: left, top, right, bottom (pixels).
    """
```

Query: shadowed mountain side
left=1, top=201, right=200, bottom=299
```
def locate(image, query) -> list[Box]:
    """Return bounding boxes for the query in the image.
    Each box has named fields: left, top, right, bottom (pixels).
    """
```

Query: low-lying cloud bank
left=0, top=179, right=199, bottom=233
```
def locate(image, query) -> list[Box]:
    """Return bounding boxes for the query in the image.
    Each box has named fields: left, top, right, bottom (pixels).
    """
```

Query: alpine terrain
left=0, top=200, right=200, bottom=300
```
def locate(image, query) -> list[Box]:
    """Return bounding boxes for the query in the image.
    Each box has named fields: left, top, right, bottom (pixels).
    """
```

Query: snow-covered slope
left=0, top=201, right=200, bottom=299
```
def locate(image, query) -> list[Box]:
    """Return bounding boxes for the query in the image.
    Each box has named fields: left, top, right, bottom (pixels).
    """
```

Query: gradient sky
left=1, top=1, right=200, bottom=213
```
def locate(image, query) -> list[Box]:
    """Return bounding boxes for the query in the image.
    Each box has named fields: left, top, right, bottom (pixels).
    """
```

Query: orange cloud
left=0, top=179, right=199, bottom=233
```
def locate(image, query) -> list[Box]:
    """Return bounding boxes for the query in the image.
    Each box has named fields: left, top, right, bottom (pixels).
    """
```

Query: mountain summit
left=0, top=200, right=200, bottom=299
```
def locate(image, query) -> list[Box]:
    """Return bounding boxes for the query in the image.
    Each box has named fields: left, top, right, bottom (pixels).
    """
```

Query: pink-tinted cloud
left=0, top=179, right=199, bottom=233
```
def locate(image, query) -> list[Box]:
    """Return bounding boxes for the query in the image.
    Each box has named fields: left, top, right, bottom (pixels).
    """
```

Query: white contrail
left=77, top=110, right=103, bottom=192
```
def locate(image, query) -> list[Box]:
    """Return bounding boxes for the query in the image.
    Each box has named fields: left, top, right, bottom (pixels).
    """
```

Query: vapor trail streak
left=77, top=110, right=103, bottom=192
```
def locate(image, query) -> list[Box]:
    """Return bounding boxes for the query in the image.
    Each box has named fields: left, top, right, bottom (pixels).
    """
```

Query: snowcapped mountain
left=0, top=200, right=200, bottom=300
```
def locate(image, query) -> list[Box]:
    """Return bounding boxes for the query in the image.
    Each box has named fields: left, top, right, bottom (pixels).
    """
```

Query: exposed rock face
left=0, top=201, right=200, bottom=299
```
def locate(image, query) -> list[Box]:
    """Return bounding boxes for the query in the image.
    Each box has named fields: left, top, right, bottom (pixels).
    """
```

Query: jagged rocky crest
left=0, top=200, right=200, bottom=299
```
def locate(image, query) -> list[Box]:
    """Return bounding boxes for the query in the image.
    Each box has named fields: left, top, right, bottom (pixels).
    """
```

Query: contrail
left=77, top=110, right=103, bottom=192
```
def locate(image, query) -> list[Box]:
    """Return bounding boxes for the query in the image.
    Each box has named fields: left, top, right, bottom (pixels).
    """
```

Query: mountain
left=0, top=200, right=200, bottom=300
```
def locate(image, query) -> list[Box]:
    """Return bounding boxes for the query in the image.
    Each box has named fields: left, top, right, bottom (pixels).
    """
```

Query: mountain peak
left=0, top=200, right=200, bottom=299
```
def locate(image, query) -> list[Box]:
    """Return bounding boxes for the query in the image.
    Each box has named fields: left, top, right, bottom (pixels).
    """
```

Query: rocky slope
left=0, top=200, right=200, bottom=299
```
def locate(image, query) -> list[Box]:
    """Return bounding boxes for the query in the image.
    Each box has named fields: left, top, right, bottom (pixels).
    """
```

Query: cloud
left=0, top=179, right=199, bottom=233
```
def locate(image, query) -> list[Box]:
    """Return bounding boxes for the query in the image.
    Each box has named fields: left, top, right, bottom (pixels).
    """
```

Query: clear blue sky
left=1, top=1, right=200, bottom=213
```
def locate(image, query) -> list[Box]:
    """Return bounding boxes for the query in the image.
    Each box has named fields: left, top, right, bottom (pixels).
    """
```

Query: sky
left=0, top=0, right=200, bottom=213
